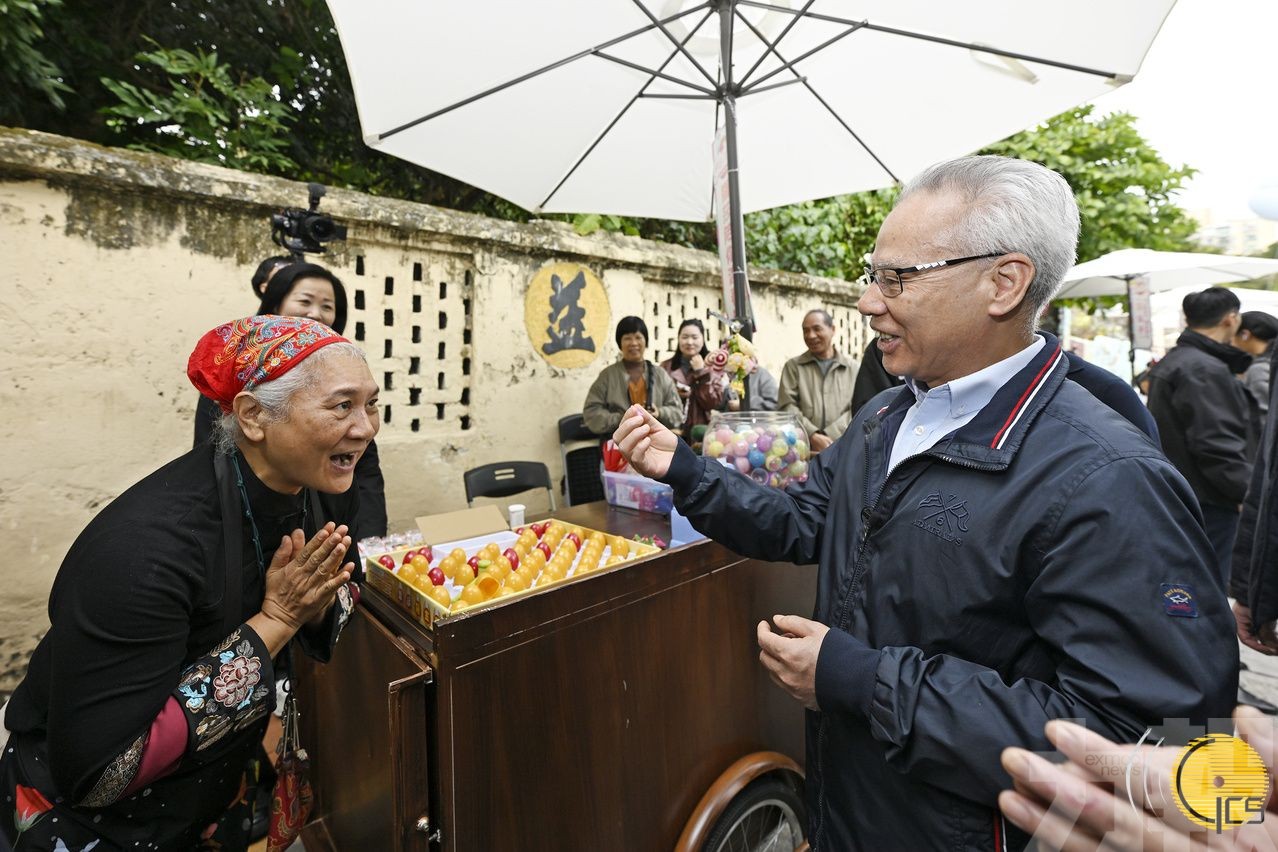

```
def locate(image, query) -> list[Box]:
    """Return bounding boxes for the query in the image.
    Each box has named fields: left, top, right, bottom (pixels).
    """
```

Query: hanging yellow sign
left=524, top=262, right=611, bottom=369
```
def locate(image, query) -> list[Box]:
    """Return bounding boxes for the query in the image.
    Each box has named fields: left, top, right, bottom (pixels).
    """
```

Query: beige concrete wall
left=0, top=127, right=869, bottom=692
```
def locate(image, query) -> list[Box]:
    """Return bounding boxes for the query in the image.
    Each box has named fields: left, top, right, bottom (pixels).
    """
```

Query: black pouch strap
left=214, top=451, right=244, bottom=638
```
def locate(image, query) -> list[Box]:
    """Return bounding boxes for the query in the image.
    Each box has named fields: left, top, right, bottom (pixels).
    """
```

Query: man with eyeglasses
left=612, top=155, right=1235, bottom=851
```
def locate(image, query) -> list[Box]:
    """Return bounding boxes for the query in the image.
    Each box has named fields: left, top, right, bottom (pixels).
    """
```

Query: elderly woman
left=1, top=316, right=375, bottom=851
left=195, top=261, right=388, bottom=537
left=583, top=315, right=682, bottom=435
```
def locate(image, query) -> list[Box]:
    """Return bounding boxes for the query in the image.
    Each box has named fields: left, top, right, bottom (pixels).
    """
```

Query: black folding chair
left=559, top=414, right=605, bottom=506
left=463, top=461, right=556, bottom=510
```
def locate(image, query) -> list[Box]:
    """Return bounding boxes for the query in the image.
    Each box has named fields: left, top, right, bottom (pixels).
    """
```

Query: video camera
left=271, top=183, right=347, bottom=257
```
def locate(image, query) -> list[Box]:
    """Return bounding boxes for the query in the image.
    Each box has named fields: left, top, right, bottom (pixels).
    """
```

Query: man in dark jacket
left=1233, top=342, right=1278, bottom=653
left=1147, top=287, right=1256, bottom=586
left=614, top=155, right=1236, bottom=851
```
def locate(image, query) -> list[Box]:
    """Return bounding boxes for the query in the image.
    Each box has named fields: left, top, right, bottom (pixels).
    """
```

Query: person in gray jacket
left=1235, top=310, right=1278, bottom=427
left=778, top=310, right=859, bottom=450
left=612, top=155, right=1235, bottom=851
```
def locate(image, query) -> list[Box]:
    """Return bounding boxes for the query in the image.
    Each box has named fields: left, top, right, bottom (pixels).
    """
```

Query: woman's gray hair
left=899, top=155, right=1080, bottom=320
left=211, top=342, right=366, bottom=454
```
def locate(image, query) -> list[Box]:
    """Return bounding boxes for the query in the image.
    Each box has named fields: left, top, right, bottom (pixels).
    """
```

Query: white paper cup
left=508, top=503, right=526, bottom=527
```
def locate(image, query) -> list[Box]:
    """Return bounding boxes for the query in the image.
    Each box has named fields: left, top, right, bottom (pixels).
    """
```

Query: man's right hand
left=810, top=432, right=833, bottom=453
left=1233, top=601, right=1277, bottom=655
left=614, top=404, right=678, bottom=479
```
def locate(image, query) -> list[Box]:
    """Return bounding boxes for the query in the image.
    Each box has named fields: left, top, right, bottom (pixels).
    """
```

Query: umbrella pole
left=719, top=0, right=754, bottom=410
left=719, top=1, right=752, bottom=344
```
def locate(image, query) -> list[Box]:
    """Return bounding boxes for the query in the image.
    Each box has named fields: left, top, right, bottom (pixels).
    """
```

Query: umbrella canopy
left=1058, top=249, right=1278, bottom=299
left=326, top=1, right=1174, bottom=223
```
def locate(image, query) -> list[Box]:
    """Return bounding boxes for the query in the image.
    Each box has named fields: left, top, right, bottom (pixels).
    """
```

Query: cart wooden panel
left=296, top=503, right=814, bottom=851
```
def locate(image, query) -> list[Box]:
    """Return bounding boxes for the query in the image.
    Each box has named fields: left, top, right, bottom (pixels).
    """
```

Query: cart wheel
left=701, top=776, right=807, bottom=852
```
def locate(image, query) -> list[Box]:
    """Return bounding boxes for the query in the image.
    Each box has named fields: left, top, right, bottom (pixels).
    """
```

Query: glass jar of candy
left=702, top=411, right=810, bottom=488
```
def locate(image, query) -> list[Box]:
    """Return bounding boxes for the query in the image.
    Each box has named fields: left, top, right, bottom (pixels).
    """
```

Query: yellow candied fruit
left=461, top=582, right=487, bottom=605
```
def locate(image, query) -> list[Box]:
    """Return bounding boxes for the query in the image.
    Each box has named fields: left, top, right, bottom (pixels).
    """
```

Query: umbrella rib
left=740, top=20, right=866, bottom=93
left=593, top=51, right=717, bottom=96
left=732, top=9, right=899, bottom=184
left=377, top=2, right=714, bottom=141
left=737, top=0, right=1123, bottom=80
left=536, top=7, right=718, bottom=212
left=737, top=0, right=818, bottom=89
left=738, top=76, right=806, bottom=96
left=629, top=0, right=720, bottom=90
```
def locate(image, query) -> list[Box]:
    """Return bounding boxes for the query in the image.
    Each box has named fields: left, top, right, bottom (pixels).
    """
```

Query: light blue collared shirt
left=886, top=336, right=1046, bottom=474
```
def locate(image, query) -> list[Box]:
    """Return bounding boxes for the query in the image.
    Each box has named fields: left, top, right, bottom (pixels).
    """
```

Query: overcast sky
left=1088, top=0, right=1278, bottom=221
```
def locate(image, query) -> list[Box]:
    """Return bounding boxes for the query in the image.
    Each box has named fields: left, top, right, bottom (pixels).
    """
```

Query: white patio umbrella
left=326, top=0, right=1176, bottom=331
left=1058, top=248, right=1278, bottom=299
left=1058, top=248, right=1278, bottom=372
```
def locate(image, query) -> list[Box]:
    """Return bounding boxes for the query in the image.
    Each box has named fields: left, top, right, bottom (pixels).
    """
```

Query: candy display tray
left=365, top=521, right=659, bottom=631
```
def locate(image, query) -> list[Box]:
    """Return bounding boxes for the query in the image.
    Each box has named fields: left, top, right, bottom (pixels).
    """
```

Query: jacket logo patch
left=1161, top=583, right=1198, bottom=618
left=912, top=491, right=969, bottom=545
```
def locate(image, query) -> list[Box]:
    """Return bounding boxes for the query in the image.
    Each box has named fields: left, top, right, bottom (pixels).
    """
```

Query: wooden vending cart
left=294, top=502, right=816, bottom=852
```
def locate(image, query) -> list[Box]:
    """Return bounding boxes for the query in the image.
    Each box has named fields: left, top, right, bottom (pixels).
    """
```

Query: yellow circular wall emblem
left=524, top=262, right=611, bottom=369
left=1173, top=734, right=1270, bottom=832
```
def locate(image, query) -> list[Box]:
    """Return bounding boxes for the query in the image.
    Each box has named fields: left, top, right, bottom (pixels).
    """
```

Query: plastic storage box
left=602, top=469, right=674, bottom=514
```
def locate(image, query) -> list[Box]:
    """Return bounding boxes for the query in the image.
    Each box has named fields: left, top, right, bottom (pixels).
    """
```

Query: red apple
left=536, top=542, right=552, bottom=560
left=531, top=522, right=549, bottom=538
left=427, top=566, right=445, bottom=586
left=502, top=548, right=520, bottom=570
left=467, top=555, right=480, bottom=571
left=401, top=550, right=417, bottom=565
left=514, top=526, right=526, bottom=535
left=419, top=544, right=433, bottom=562
left=565, top=532, right=582, bottom=549
left=378, top=554, right=396, bottom=570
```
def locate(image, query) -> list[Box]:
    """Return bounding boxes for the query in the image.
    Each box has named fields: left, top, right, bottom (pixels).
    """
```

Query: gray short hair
left=898, top=155, right=1079, bottom=318
left=211, top=342, right=366, bottom=454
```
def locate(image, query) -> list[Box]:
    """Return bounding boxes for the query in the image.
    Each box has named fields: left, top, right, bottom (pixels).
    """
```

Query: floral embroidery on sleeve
left=175, top=625, right=274, bottom=757
left=335, top=582, right=357, bottom=634
left=212, top=641, right=262, bottom=709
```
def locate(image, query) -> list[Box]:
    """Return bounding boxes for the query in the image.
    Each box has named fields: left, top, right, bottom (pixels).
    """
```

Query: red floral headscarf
left=188, top=315, right=346, bottom=412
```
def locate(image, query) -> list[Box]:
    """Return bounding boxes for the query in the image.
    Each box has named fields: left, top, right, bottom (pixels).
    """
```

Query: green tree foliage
left=0, top=0, right=72, bottom=120
left=983, top=106, right=1199, bottom=263
left=100, top=42, right=297, bottom=171
left=6, top=1, right=1199, bottom=285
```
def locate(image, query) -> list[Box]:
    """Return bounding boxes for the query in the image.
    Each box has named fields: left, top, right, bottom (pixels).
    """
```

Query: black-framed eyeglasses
left=859, top=252, right=1005, bottom=297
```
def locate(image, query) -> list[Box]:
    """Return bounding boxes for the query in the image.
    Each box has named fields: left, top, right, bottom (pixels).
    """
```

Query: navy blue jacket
left=663, top=334, right=1236, bottom=851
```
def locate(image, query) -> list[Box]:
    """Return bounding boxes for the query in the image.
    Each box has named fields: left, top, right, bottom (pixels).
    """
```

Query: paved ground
left=1240, top=639, right=1278, bottom=709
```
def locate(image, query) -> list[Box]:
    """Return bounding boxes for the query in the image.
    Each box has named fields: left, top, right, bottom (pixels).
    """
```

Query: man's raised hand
left=613, top=404, right=679, bottom=479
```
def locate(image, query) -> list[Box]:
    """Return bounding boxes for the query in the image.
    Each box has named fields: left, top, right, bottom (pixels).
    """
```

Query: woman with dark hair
left=660, top=318, right=728, bottom=432
left=583, top=316, right=682, bottom=434
left=257, top=262, right=349, bottom=333
left=250, top=255, right=292, bottom=297
left=196, top=261, right=387, bottom=537
left=1236, top=310, right=1278, bottom=422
